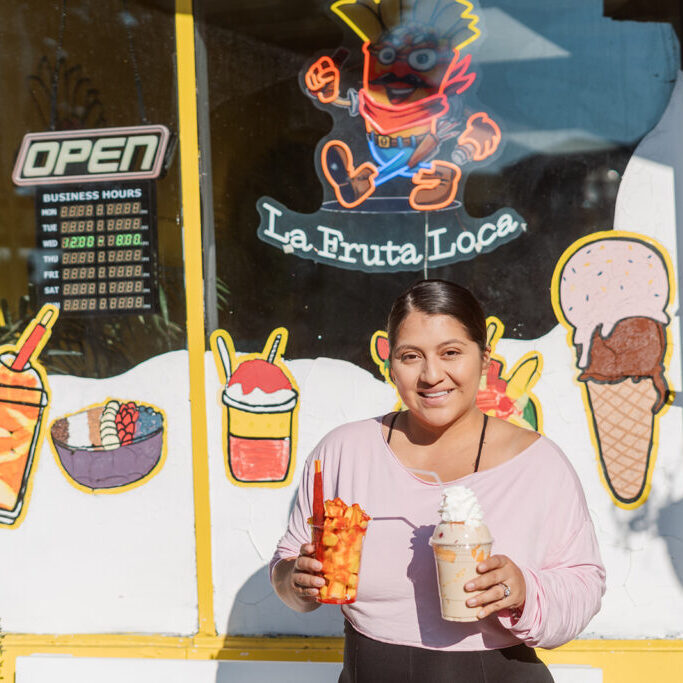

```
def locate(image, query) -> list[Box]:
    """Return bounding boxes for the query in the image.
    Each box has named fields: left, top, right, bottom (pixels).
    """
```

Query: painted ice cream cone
left=585, top=377, right=657, bottom=503
left=553, top=232, right=673, bottom=507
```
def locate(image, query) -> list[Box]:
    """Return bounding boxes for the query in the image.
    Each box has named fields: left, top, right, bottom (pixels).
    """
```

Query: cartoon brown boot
left=409, top=161, right=462, bottom=211
left=322, top=140, right=377, bottom=208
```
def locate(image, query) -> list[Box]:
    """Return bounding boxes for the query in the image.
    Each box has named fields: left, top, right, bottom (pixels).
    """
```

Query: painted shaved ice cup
left=222, top=390, right=297, bottom=483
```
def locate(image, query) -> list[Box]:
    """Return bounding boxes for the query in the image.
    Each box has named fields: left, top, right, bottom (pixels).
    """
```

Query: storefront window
left=197, top=0, right=681, bottom=638
left=198, top=0, right=679, bottom=367
left=0, top=0, right=185, bottom=378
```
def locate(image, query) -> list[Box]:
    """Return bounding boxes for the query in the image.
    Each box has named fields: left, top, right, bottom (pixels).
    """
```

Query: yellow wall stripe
left=2, top=635, right=683, bottom=681
left=174, top=0, right=215, bottom=637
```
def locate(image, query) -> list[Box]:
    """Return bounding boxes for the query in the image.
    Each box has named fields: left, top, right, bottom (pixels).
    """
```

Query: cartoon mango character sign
left=257, top=0, right=527, bottom=273
left=310, top=0, right=498, bottom=211
left=210, top=327, right=299, bottom=487
left=371, top=316, right=543, bottom=430
left=552, top=230, right=675, bottom=509
left=0, top=304, right=58, bottom=527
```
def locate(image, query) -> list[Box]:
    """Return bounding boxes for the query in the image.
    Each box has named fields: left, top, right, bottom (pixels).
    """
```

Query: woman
left=271, top=279, right=605, bottom=682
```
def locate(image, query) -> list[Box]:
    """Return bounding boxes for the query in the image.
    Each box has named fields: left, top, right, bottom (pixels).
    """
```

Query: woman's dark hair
left=387, top=279, right=487, bottom=352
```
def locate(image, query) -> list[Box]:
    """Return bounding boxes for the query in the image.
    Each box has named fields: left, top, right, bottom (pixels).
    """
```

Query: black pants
left=339, top=621, right=554, bottom=683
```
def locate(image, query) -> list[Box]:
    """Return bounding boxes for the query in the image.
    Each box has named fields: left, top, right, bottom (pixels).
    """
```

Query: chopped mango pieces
left=309, top=497, right=370, bottom=604
left=322, top=532, right=339, bottom=546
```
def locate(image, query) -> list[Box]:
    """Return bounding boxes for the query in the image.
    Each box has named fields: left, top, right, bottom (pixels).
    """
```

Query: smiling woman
left=387, top=281, right=489, bottom=436
left=271, top=278, right=606, bottom=682
left=391, top=320, right=488, bottom=441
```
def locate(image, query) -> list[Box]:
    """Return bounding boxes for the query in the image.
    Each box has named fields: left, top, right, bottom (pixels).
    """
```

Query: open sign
left=12, top=125, right=170, bottom=186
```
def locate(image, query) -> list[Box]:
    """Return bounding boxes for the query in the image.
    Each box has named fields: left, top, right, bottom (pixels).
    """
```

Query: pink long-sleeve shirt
left=270, top=417, right=605, bottom=650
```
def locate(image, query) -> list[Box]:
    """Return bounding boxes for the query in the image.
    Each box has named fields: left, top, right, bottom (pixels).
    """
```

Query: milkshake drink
left=222, top=358, right=298, bottom=483
left=430, top=485, right=492, bottom=621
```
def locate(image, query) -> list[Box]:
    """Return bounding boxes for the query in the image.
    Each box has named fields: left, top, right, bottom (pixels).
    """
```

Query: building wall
left=1, top=1, right=682, bottom=681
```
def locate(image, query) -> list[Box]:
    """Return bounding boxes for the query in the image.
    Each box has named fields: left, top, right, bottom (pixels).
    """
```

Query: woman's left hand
left=464, top=554, right=526, bottom=619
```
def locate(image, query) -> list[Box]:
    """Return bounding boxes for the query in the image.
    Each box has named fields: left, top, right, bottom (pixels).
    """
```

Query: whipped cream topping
left=438, top=485, right=484, bottom=527
left=224, top=384, right=296, bottom=407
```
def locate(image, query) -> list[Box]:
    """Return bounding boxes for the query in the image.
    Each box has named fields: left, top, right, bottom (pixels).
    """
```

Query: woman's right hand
left=291, top=543, right=325, bottom=599
left=272, top=543, right=325, bottom=612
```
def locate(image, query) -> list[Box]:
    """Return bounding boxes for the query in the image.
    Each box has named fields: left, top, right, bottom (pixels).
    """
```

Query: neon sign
left=257, top=0, right=527, bottom=273
left=13, top=125, right=170, bottom=186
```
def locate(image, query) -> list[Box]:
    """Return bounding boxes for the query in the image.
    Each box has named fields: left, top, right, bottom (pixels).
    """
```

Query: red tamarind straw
left=11, top=309, right=54, bottom=371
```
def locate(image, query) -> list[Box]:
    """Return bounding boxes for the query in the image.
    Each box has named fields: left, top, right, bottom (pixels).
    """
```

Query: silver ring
left=500, top=582, right=511, bottom=598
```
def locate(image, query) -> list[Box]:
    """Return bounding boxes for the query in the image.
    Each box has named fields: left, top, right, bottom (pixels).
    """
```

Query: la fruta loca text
left=258, top=200, right=525, bottom=273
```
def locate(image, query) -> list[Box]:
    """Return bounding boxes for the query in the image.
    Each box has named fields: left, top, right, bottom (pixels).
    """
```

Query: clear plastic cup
left=309, top=511, right=369, bottom=604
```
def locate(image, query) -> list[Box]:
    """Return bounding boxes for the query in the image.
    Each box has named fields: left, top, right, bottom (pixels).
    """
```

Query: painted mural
left=210, top=327, right=300, bottom=487
left=0, top=304, right=57, bottom=527
left=478, top=317, right=542, bottom=432
left=1, top=6, right=683, bottom=681
left=49, top=398, right=166, bottom=493
left=256, top=0, right=527, bottom=272
left=552, top=231, right=675, bottom=509
left=371, top=315, right=543, bottom=429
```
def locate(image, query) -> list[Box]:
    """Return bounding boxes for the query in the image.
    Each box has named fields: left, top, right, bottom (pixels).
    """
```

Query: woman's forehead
left=395, top=311, right=472, bottom=340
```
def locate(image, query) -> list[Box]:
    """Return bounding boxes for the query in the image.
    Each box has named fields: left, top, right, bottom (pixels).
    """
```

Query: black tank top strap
left=386, top=412, right=400, bottom=445
left=473, top=413, right=488, bottom=473
left=387, top=411, right=488, bottom=472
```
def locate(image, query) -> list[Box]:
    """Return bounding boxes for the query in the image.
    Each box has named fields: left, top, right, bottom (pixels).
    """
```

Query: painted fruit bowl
left=49, top=398, right=165, bottom=490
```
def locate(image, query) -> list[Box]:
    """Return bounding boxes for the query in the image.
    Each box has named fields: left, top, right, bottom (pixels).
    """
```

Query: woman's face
left=391, top=311, right=489, bottom=430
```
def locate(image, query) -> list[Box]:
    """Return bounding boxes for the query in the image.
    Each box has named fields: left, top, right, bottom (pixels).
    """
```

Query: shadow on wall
left=224, top=487, right=344, bottom=636
left=224, top=564, right=345, bottom=637
left=223, top=486, right=345, bottom=637
left=657, top=498, right=683, bottom=588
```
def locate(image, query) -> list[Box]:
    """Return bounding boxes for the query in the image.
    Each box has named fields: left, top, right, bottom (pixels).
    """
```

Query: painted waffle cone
left=585, top=378, right=657, bottom=505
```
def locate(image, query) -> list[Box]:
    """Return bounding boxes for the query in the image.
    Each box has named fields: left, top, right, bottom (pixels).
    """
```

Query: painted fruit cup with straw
left=215, top=329, right=298, bottom=483
left=0, top=305, right=57, bottom=525
left=309, top=460, right=371, bottom=604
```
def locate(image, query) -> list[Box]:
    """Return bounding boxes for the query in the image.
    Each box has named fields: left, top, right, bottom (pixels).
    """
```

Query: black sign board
left=34, top=181, right=158, bottom=316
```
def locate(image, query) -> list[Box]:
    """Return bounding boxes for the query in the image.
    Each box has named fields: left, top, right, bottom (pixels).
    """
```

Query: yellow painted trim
left=4, top=635, right=683, bottom=683
left=550, top=230, right=676, bottom=510
left=175, top=0, right=215, bottom=636
left=5, top=633, right=683, bottom=654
